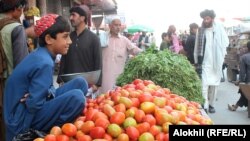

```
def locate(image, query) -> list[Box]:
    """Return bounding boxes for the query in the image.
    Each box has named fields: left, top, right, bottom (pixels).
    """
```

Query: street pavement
left=208, top=70, right=250, bottom=124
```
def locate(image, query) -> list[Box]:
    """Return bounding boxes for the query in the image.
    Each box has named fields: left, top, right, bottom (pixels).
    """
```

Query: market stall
left=34, top=78, right=212, bottom=141
left=33, top=47, right=212, bottom=141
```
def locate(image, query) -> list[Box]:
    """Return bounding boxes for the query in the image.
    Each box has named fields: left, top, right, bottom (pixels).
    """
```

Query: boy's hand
left=59, top=82, right=64, bottom=87
left=92, top=85, right=99, bottom=92
left=20, top=93, right=29, bottom=103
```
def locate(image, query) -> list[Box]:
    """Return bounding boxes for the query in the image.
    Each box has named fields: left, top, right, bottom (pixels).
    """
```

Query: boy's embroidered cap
left=34, top=14, right=58, bottom=37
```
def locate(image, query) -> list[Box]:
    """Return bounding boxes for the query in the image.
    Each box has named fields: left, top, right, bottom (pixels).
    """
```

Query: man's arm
left=193, top=31, right=199, bottom=64
left=126, top=37, right=143, bottom=55
left=12, top=25, right=29, bottom=67
left=92, top=35, right=102, bottom=87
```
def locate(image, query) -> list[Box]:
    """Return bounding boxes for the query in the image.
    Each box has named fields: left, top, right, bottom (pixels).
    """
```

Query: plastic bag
left=12, top=129, right=46, bottom=141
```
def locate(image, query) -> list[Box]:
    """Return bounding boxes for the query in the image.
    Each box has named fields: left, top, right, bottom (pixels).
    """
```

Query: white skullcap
left=107, top=15, right=121, bottom=24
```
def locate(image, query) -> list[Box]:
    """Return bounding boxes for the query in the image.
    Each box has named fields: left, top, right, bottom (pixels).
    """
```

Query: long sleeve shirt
left=4, top=47, right=54, bottom=140
left=239, top=52, right=250, bottom=83
left=101, top=34, right=142, bottom=93
left=58, top=29, right=102, bottom=85
left=184, top=33, right=196, bottom=64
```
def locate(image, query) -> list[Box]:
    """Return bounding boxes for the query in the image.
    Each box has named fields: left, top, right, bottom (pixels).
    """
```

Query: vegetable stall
left=34, top=47, right=211, bottom=141
left=117, top=46, right=204, bottom=104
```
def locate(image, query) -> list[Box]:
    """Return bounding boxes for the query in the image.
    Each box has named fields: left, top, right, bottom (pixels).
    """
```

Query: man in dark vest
left=0, top=0, right=29, bottom=140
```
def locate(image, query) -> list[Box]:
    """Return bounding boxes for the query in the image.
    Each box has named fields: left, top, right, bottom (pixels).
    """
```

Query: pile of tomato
left=35, top=79, right=213, bottom=141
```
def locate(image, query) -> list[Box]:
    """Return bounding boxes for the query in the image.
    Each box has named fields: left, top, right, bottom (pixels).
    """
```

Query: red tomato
left=50, top=126, right=62, bottom=136
left=111, top=94, right=120, bottom=105
left=131, top=98, right=140, bottom=108
left=103, top=133, right=113, bottom=141
left=129, top=91, right=140, bottom=98
left=61, top=123, right=77, bottom=137
left=165, top=133, right=169, bottom=141
left=124, top=83, right=136, bottom=89
left=114, top=103, right=126, bottom=113
left=92, top=111, right=108, bottom=122
left=85, top=108, right=98, bottom=121
left=90, top=127, right=105, bottom=139
left=138, top=93, right=153, bottom=103
left=134, top=109, right=145, bottom=123
left=136, top=122, right=150, bottom=134
left=142, top=114, right=156, bottom=126
left=126, top=126, right=139, bottom=140
left=143, top=80, right=154, bottom=86
left=149, top=125, right=162, bottom=136
left=74, top=120, right=84, bottom=130
left=44, top=134, right=56, bottom=141
left=56, top=135, right=69, bottom=141
left=120, top=89, right=130, bottom=97
left=117, top=133, right=129, bottom=141
left=135, top=83, right=145, bottom=90
left=133, top=79, right=143, bottom=85
left=164, top=105, right=173, bottom=113
left=155, top=133, right=165, bottom=141
left=110, top=112, right=126, bottom=125
left=95, top=118, right=110, bottom=129
left=81, top=121, right=95, bottom=134
left=77, top=134, right=92, bottom=141
left=96, top=95, right=105, bottom=104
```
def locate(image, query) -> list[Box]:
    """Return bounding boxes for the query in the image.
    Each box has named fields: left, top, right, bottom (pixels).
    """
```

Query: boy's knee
left=74, top=77, right=87, bottom=84
left=71, top=90, right=86, bottom=104
left=74, top=77, right=88, bottom=88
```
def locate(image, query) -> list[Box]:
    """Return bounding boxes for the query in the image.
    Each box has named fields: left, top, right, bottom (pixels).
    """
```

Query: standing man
left=194, top=9, right=229, bottom=113
left=101, top=17, right=142, bottom=93
left=0, top=0, right=29, bottom=140
left=57, top=6, right=102, bottom=91
left=184, top=23, right=199, bottom=64
left=137, top=31, right=147, bottom=51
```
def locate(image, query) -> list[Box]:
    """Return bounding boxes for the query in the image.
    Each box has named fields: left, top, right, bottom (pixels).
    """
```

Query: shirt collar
left=73, top=27, right=88, bottom=37
left=108, top=32, right=122, bottom=38
left=36, top=47, right=56, bottom=60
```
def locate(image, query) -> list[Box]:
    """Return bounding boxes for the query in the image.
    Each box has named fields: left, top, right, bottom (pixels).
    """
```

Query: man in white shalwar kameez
left=194, top=9, right=229, bottom=113
left=100, top=17, right=142, bottom=93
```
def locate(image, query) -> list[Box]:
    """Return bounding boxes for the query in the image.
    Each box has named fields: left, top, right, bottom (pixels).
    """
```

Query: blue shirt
left=4, top=47, right=55, bottom=140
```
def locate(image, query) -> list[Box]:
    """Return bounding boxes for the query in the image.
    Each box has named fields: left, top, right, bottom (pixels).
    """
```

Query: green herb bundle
left=116, top=46, right=204, bottom=104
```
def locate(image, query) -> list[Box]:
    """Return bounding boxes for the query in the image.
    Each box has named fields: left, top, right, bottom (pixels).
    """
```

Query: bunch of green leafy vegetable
left=116, top=46, right=204, bottom=104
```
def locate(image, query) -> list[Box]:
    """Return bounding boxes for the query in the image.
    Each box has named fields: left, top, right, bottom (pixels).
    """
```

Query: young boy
left=3, top=14, right=88, bottom=141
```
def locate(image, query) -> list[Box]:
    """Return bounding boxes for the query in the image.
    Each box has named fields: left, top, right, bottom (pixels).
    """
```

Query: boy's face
left=165, top=36, right=170, bottom=42
left=49, top=32, right=72, bottom=55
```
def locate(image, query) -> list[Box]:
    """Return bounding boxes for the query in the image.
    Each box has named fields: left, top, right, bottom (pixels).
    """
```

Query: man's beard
left=203, top=22, right=213, bottom=28
left=70, top=22, right=76, bottom=27
left=70, top=21, right=79, bottom=28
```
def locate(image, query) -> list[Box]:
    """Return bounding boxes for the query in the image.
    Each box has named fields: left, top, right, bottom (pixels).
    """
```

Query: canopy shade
left=127, top=24, right=154, bottom=34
